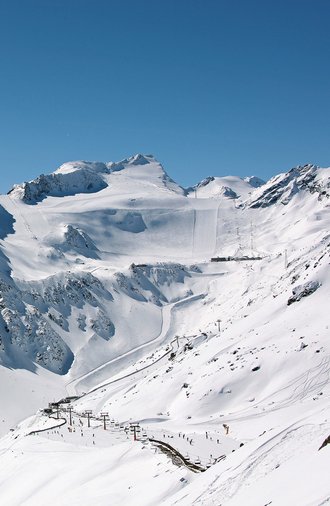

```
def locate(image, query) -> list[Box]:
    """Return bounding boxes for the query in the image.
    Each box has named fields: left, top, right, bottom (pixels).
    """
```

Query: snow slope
left=0, top=156, right=329, bottom=505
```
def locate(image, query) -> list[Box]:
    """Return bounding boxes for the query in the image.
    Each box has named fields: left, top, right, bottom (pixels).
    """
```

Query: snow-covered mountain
left=8, top=154, right=184, bottom=204
left=0, top=155, right=329, bottom=506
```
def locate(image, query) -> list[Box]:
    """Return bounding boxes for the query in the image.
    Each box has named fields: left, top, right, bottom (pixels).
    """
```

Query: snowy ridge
left=45, top=224, right=100, bottom=259
left=8, top=154, right=184, bottom=204
left=0, top=155, right=329, bottom=505
left=8, top=165, right=108, bottom=204
left=244, top=163, right=330, bottom=208
left=187, top=174, right=264, bottom=201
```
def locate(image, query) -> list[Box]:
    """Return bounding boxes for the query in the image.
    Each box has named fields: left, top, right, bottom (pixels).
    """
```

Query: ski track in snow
left=191, top=200, right=221, bottom=259
left=67, top=292, right=206, bottom=395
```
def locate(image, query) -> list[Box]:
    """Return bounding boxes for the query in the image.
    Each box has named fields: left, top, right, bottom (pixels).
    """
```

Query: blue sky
left=1, top=0, right=330, bottom=193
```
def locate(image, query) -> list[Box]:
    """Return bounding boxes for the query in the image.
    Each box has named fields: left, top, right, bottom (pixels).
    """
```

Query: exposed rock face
left=0, top=272, right=114, bottom=373
left=0, top=280, right=73, bottom=374
left=245, top=164, right=330, bottom=208
left=8, top=168, right=108, bottom=204
left=287, top=280, right=321, bottom=305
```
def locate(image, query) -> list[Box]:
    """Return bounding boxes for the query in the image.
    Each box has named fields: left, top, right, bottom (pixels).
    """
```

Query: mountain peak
left=54, top=160, right=109, bottom=175
left=187, top=174, right=264, bottom=201
left=245, top=163, right=330, bottom=208
left=7, top=153, right=184, bottom=204
left=107, top=154, right=158, bottom=172
left=128, top=153, right=155, bottom=165
left=8, top=166, right=108, bottom=204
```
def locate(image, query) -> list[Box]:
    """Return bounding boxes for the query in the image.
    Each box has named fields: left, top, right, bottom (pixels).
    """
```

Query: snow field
left=0, top=157, right=329, bottom=504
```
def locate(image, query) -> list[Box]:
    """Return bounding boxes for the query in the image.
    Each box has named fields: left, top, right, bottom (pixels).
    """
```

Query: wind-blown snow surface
left=0, top=155, right=329, bottom=505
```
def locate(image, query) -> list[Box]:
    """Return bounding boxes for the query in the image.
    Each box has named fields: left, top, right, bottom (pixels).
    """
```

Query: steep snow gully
left=0, top=156, right=329, bottom=506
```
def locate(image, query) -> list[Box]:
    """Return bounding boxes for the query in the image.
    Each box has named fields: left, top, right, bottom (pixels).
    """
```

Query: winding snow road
left=66, top=292, right=206, bottom=396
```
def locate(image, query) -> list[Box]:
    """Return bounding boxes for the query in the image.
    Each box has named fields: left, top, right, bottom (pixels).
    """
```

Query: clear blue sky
left=1, top=0, right=330, bottom=193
